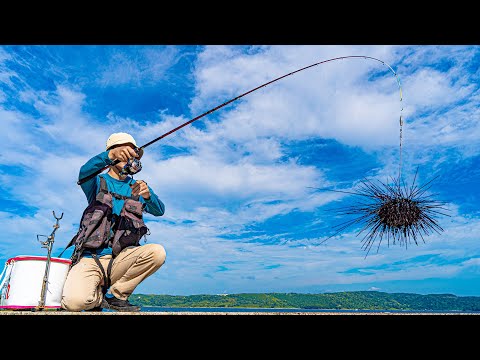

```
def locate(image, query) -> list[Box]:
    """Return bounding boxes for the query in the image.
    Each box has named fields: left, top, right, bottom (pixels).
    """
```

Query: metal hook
left=36, top=234, right=48, bottom=245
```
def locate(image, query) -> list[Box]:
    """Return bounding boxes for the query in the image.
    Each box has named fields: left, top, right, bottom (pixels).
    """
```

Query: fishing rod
left=77, top=55, right=403, bottom=186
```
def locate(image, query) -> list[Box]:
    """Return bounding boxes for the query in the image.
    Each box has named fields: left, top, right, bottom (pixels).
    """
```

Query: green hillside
left=129, top=291, right=480, bottom=311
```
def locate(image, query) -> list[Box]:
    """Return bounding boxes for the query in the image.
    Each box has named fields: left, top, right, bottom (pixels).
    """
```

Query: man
left=61, top=132, right=166, bottom=312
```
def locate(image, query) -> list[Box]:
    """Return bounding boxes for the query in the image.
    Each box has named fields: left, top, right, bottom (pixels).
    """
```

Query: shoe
left=85, top=306, right=103, bottom=312
left=101, top=296, right=141, bottom=312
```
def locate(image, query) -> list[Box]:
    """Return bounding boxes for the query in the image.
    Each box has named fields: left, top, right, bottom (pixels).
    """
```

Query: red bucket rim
left=0, top=305, right=61, bottom=309
left=6, top=255, right=71, bottom=265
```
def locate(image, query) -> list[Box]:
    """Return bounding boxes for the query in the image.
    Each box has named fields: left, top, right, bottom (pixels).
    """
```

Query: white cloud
left=190, top=45, right=479, bottom=156
left=406, top=68, right=473, bottom=108
left=0, top=48, right=14, bottom=86
left=142, top=154, right=321, bottom=200
left=97, top=46, right=185, bottom=87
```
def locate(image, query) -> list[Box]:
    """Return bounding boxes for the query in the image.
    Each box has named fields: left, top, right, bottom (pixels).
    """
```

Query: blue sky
left=0, top=45, right=479, bottom=296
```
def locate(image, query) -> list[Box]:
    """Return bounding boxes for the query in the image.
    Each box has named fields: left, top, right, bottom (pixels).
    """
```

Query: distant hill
left=129, top=291, right=480, bottom=311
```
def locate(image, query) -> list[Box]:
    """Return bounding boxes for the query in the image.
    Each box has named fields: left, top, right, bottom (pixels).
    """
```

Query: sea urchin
left=318, top=169, right=450, bottom=256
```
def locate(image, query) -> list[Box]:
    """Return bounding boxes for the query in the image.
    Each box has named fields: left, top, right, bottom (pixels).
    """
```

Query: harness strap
left=99, top=176, right=109, bottom=193
left=112, top=192, right=140, bottom=201
left=58, top=247, right=67, bottom=258
left=91, top=251, right=114, bottom=296
left=106, top=256, right=114, bottom=288
left=100, top=176, right=140, bottom=201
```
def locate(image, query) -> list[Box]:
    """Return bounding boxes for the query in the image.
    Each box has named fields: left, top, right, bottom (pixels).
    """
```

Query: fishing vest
left=64, top=176, right=150, bottom=267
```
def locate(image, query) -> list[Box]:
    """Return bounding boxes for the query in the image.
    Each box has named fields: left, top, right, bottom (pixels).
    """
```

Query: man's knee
left=61, top=293, right=99, bottom=312
left=145, top=243, right=166, bottom=267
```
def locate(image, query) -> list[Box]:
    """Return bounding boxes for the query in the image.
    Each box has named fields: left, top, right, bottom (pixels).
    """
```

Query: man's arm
left=79, top=151, right=111, bottom=203
left=143, top=187, right=165, bottom=216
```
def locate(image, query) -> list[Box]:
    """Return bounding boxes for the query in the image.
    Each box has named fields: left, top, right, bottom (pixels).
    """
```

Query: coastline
left=1, top=310, right=479, bottom=315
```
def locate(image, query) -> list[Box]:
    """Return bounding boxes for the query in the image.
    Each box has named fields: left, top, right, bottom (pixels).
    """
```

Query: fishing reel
left=120, top=157, right=142, bottom=176
left=119, top=148, right=143, bottom=176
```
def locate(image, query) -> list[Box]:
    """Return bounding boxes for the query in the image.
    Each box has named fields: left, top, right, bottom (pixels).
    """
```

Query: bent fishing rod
left=77, top=55, right=403, bottom=185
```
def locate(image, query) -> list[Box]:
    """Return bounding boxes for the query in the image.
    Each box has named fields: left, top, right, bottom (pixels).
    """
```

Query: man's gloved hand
left=108, top=145, right=140, bottom=163
left=130, top=180, right=150, bottom=200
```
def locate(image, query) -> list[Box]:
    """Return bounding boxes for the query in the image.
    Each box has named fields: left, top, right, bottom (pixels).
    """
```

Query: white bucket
left=0, top=255, right=71, bottom=309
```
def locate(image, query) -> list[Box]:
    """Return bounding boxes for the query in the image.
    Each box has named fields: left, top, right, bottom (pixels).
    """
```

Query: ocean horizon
left=103, top=306, right=480, bottom=314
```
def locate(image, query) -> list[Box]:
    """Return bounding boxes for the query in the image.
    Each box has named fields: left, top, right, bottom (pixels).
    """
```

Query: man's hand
left=108, top=145, right=139, bottom=163
left=130, top=180, right=150, bottom=200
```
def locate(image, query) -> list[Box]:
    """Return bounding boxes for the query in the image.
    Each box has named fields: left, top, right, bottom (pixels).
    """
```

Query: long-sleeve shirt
left=56, top=151, right=165, bottom=258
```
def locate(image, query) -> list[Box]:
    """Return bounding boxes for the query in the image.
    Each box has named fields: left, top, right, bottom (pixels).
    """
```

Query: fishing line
left=78, top=55, right=404, bottom=185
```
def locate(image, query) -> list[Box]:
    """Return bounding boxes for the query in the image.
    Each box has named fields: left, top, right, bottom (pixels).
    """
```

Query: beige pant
left=61, top=243, right=166, bottom=311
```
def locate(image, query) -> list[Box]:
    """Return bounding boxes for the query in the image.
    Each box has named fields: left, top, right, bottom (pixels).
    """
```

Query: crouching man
left=60, top=132, right=166, bottom=312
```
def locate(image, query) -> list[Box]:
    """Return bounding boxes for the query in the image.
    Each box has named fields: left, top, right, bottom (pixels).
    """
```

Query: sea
left=104, top=307, right=480, bottom=314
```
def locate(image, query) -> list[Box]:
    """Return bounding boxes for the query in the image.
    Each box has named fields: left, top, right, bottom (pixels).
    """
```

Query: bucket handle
left=0, top=260, right=14, bottom=302
left=0, top=261, right=8, bottom=287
